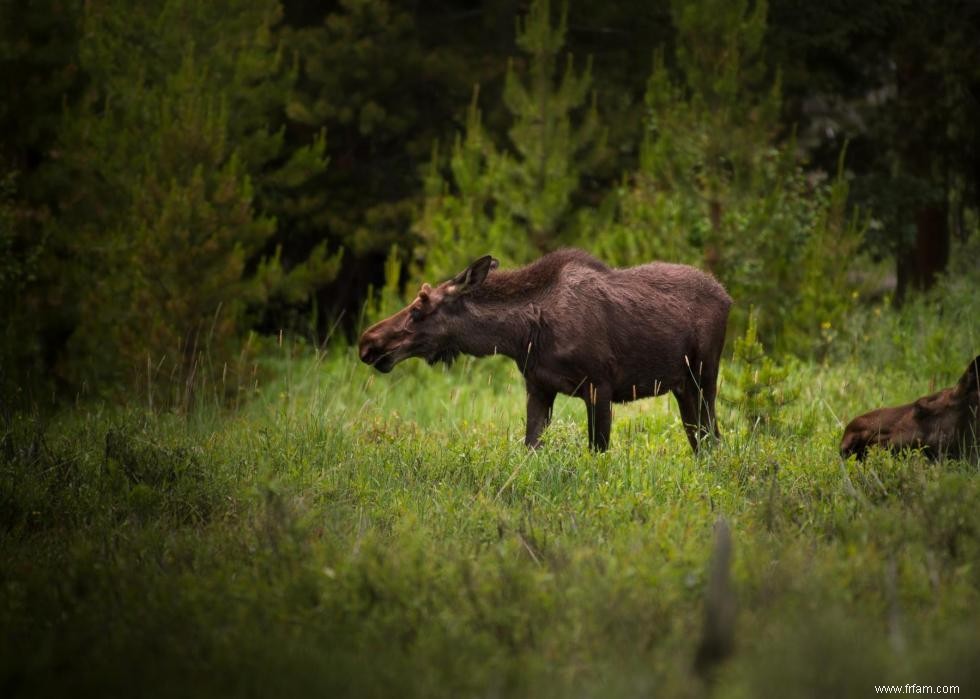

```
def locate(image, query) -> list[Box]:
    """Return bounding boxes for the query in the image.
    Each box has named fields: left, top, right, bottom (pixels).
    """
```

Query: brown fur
left=841, top=355, right=980, bottom=460
left=359, top=249, right=732, bottom=452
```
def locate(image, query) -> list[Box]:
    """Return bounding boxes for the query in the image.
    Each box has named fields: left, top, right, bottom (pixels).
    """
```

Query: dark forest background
left=3, top=0, right=979, bottom=403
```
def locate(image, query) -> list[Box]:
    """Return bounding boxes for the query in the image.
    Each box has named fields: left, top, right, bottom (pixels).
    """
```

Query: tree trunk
left=894, top=203, right=949, bottom=305
left=893, top=42, right=950, bottom=306
left=704, top=198, right=723, bottom=275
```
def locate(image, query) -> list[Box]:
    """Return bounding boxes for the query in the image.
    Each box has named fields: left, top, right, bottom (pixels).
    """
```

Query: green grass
left=2, top=294, right=980, bottom=697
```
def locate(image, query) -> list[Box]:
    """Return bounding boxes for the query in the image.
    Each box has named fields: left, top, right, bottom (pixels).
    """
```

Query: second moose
left=841, top=355, right=980, bottom=461
left=359, top=249, right=732, bottom=452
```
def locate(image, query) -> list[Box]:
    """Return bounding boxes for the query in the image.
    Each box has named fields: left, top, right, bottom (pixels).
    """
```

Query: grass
left=2, top=288, right=979, bottom=698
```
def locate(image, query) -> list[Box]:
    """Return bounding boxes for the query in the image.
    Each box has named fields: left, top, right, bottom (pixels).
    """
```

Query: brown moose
left=358, top=249, right=732, bottom=452
left=840, top=355, right=980, bottom=460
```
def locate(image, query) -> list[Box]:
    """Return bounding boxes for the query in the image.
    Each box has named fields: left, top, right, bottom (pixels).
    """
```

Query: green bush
left=3, top=340, right=980, bottom=697
left=833, top=236, right=980, bottom=380
left=413, top=0, right=603, bottom=284
left=589, top=0, right=865, bottom=355
left=4, top=0, right=339, bottom=403
left=722, top=308, right=799, bottom=432
left=0, top=171, right=48, bottom=403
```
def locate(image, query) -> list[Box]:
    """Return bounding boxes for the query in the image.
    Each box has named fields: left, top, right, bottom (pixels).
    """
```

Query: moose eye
left=913, top=398, right=934, bottom=418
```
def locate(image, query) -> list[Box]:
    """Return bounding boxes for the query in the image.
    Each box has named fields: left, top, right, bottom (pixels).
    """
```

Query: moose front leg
left=525, top=385, right=556, bottom=449
left=584, top=384, right=612, bottom=452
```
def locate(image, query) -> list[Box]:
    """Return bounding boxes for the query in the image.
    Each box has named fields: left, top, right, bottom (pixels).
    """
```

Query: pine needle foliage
left=49, top=0, right=339, bottom=397
left=414, top=0, right=605, bottom=284
left=592, top=0, right=865, bottom=355
left=723, top=308, right=798, bottom=432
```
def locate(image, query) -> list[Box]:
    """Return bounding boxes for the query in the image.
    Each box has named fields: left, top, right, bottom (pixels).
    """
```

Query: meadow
left=2, top=279, right=979, bottom=698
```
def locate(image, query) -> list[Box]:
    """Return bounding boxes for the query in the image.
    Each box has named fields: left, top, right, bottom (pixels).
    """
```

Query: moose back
left=359, top=249, right=732, bottom=452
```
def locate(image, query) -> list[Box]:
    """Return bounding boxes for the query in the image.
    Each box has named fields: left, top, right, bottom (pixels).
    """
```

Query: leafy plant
left=723, top=308, right=798, bottom=431
left=414, top=0, right=604, bottom=283
left=50, top=0, right=340, bottom=398
left=591, top=0, right=865, bottom=355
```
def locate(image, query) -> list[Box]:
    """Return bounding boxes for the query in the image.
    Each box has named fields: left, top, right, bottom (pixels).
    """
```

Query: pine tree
left=598, top=0, right=864, bottom=354
left=0, top=0, right=84, bottom=400
left=724, top=308, right=798, bottom=432
left=642, top=0, right=779, bottom=276
left=414, top=0, right=604, bottom=283
left=51, top=0, right=339, bottom=395
left=768, top=0, right=980, bottom=305
left=280, top=0, right=469, bottom=324
left=497, top=0, right=603, bottom=247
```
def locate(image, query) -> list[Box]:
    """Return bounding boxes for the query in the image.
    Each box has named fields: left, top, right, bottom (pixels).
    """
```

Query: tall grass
left=2, top=272, right=979, bottom=697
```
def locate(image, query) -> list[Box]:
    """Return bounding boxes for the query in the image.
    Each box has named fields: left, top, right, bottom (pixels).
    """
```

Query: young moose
left=358, top=249, right=732, bottom=452
left=840, top=355, right=980, bottom=461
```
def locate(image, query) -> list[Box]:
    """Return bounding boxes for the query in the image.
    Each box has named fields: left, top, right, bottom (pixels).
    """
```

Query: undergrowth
left=2, top=275, right=979, bottom=698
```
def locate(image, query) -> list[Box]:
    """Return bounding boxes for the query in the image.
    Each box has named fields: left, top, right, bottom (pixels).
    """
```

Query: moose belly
left=524, top=353, right=679, bottom=403
left=612, top=379, right=672, bottom=403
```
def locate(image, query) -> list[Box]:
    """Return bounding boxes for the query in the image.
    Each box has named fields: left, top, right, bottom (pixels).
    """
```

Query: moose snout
left=358, top=336, right=381, bottom=364
left=359, top=342, right=377, bottom=364
left=358, top=332, right=395, bottom=372
left=840, top=429, right=867, bottom=460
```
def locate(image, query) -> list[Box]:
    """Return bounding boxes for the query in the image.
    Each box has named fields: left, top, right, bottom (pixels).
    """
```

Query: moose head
left=358, top=255, right=499, bottom=373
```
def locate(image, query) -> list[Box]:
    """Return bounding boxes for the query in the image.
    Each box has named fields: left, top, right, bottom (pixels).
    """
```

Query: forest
left=2, top=0, right=978, bottom=396
left=2, top=0, right=979, bottom=696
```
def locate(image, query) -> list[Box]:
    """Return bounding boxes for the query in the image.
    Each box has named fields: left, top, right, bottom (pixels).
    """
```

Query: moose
left=358, top=249, right=732, bottom=452
left=840, top=355, right=980, bottom=461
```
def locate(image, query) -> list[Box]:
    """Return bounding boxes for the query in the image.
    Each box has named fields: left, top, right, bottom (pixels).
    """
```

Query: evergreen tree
left=414, top=0, right=604, bottom=283
left=595, top=0, right=864, bottom=354
left=724, top=308, right=798, bottom=432
left=0, top=0, right=84, bottom=401
left=497, top=0, right=604, bottom=247
left=280, top=0, right=477, bottom=324
left=644, top=0, right=778, bottom=276
left=49, top=0, right=338, bottom=394
left=767, top=0, right=980, bottom=303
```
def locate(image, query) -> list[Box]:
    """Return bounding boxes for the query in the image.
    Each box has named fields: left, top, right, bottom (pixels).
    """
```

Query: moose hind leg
left=525, top=385, right=556, bottom=449
left=584, top=386, right=612, bottom=451
left=699, top=362, right=721, bottom=440
left=679, top=354, right=720, bottom=448
left=673, top=387, right=702, bottom=453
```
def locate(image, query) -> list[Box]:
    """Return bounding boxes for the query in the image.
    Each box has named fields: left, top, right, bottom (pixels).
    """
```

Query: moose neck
left=453, top=286, right=540, bottom=364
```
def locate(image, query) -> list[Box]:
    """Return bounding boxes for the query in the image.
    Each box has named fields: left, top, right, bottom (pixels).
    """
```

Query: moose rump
left=359, top=249, right=732, bottom=453
left=543, top=257, right=733, bottom=452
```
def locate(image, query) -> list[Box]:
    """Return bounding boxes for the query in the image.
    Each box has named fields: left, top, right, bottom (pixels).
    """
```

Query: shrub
left=586, top=0, right=864, bottom=356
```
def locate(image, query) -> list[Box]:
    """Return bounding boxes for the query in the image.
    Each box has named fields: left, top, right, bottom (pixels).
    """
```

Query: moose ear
left=451, top=255, right=498, bottom=292
left=956, top=355, right=980, bottom=397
